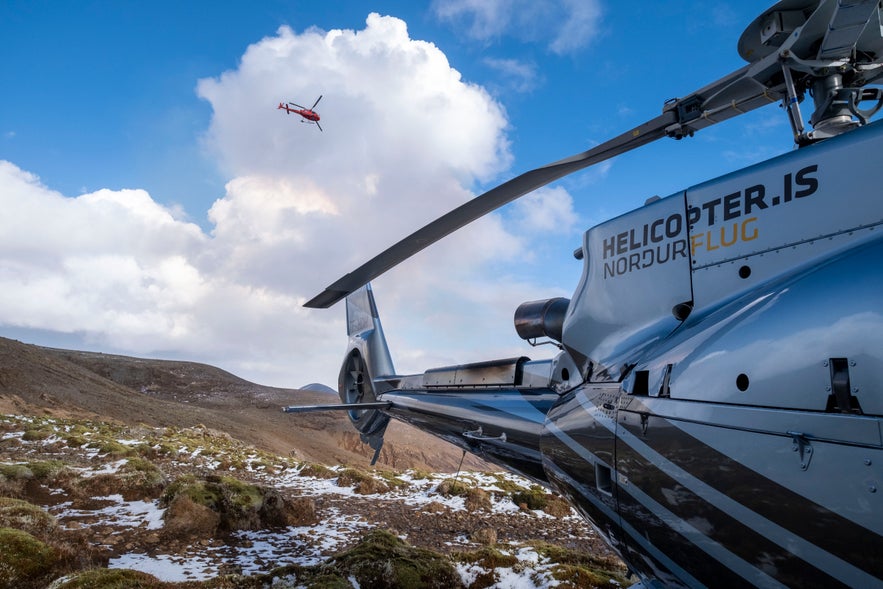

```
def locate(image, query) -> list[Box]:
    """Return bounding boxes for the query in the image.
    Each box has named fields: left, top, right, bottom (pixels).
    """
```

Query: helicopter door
left=613, top=394, right=702, bottom=587
left=542, top=382, right=624, bottom=553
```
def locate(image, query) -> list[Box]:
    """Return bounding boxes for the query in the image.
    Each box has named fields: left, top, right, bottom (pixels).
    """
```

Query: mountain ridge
left=0, top=336, right=488, bottom=472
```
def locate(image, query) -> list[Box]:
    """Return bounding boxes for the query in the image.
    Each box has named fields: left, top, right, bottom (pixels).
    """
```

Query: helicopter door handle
left=787, top=431, right=814, bottom=471
left=463, top=427, right=507, bottom=443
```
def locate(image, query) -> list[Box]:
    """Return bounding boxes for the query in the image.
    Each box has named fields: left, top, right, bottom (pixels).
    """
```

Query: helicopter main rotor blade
left=305, top=110, right=678, bottom=309
left=311, top=95, right=323, bottom=110
left=304, top=0, right=883, bottom=310
left=305, top=46, right=813, bottom=311
left=305, top=56, right=801, bottom=310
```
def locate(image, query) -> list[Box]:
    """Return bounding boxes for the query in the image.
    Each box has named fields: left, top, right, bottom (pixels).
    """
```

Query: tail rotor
left=337, top=284, right=394, bottom=463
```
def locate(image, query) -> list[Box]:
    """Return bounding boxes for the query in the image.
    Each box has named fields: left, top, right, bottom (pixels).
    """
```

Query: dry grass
left=336, top=468, right=390, bottom=495
left=0, top=413, right=627, bottom=588
left=0, top=499, right=107, bottom=589
left=161, top=473, right=316, bottom=535
left=0, top=497, right=57, bottom=537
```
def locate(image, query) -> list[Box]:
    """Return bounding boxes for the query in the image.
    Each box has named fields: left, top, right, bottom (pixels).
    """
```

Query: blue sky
left=0, top=1, right=786, bottom=387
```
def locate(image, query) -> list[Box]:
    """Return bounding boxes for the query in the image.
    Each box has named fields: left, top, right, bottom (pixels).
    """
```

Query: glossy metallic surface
left=381, top=388, right=557, bottom=484
left=314, top=3, right=883, bottom=586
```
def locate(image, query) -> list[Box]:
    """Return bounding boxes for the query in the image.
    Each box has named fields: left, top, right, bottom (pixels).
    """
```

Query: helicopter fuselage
left=343, top=118, right=883, bottom=587
left=296, top=109, right=319, bottom=122
left=300, top=2, right=883, bottom=582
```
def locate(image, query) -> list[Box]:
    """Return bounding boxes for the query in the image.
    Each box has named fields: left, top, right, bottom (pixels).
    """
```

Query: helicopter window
left=632, top=370, right=649, bottom=396
left=658, top=364, right=673, bottom=397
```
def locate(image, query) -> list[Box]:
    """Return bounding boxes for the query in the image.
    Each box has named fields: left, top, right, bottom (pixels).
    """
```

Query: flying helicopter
left=277, top=95, right=323, bottom=131
left=290, top=1, right=883, bottom=586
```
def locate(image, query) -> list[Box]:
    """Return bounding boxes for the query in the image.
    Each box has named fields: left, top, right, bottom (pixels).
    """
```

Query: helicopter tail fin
left=344, top=284, right=394, bottom=374
left=338, top=284, right=394, bottom=464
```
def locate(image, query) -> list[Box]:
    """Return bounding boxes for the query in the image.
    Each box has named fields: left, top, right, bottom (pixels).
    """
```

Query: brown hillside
left=0, top=337, right=488, bottom=472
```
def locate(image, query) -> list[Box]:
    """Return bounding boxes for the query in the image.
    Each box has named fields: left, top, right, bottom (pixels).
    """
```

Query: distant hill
left=0, top=337, right=488, bottom=472
left=299, top=382, right=338, bottom=395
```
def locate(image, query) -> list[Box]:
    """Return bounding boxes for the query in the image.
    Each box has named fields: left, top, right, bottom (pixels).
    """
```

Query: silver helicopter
left=293, top=1, right=883, bottom=586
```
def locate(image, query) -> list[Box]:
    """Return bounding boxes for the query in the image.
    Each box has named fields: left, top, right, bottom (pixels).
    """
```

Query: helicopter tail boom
left=334, top=285, right=571, bottom=479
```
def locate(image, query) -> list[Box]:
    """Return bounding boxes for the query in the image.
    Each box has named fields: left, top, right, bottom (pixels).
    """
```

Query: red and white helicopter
left=277, top=95, right=322, bottom=131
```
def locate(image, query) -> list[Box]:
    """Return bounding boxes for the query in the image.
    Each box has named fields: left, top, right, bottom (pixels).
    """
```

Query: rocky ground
left=0, top=414, right=629, bottom=588
left=0, top=337, right=630, bottom=587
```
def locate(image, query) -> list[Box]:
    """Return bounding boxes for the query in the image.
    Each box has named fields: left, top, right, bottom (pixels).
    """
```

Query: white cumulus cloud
left=432, top=0, right=603, bottom=55
left=0, top=14, right=570, bottom=387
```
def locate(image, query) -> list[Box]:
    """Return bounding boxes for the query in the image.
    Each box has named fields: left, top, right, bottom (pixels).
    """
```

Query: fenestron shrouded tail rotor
left=285, top=284, right=393, bottom=463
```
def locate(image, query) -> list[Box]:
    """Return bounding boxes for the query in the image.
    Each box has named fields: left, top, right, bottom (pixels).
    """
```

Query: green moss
left=64, top=434, right=88, bottom=447
left=337, top=469, right=389, bottom=494
left=0, top=498, right=57, bottom=538
left=50, top=568, right=164, bottom=588
left=21, top=426, right=53, bottom=442
left=551, top=563, right=621, bottom=588
left=491, top=475, right=529, bottom=494
left=0, top=527, right=58, bottom=589
left=121, top=457, right=154, bottom=473
left=87, top=458, right=166, bottom=499
left=120, top=457, right=164, bottom=486
left=130, top=443, right=157, bottom=458
left=162, top=475, right=222, bottom=510
left=323, top=529, right=463, bottom=589
left=0, top=464, right=33, bottom=481
left=436, top=478, right=470, bottom=497
left=299, top=463, right=335, bottom=479
left=409, top=469, right=431, bottom=481
left=293, top=573, right=352, bottom=588
left=511, top=485, right=549, bottom=511
left=336, top=468, right=369, bottom=484
left=28, top=460, right=67, bottom=480
left=216, top=475, right=263, bottom=511
left=527, top=541, right=629, bottom=587
left=452, top=546, right=518, bottom=569
left=376, top=470, right=408, bottom=488
left=66, top=424, right=91, bottom=436
left=93, top=440, right=132, bottom=457
left=455, top=541, right=629, bottom=589
left=154, top=442, right=178, bottom=457
left=0, top=461, right=68, bottom=485
left=161, top=474, right=279, bottom=532
left=253, top=566, right=350, bottom=589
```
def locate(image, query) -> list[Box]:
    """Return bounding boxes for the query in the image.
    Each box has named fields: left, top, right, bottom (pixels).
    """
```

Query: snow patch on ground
left=0, top=415, right=615, bottom=587
left=55, top=495, right=166, bottom=532
left=109, top=553, right=217, bottom=582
